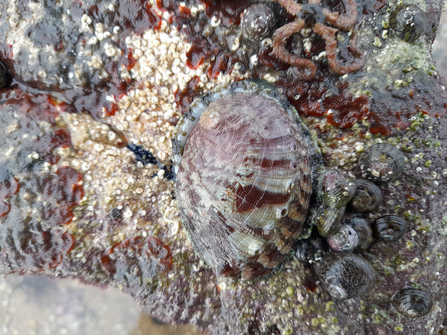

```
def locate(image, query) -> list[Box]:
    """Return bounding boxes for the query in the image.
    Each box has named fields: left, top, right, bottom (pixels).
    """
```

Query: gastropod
left=173, top=79, right=323, bottom=279
left=389, top=5, right=426, bottom=43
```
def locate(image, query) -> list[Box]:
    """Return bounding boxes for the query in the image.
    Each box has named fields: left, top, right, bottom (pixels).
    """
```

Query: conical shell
left=391, top=288, right=433, bottom=318
left=315, top=252, right=377, bottom=300
left=176, top=81, right=314, bottom=279
left=359, top=143, right=406, bottom=184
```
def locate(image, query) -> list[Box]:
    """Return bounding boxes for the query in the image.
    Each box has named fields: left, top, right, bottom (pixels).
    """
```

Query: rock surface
left=0, top=0, right=446, bottom=334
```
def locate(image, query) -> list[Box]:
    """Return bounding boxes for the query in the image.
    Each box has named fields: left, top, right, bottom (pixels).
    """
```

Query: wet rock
left=0, top=0, right=446, bottom=334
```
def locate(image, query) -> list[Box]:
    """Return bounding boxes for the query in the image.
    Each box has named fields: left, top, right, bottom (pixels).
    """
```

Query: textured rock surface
left=0, top=0, right=446, bottom=334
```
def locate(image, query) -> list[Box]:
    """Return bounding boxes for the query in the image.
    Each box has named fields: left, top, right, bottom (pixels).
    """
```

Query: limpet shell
left=315, top=252, right=377, bottom=300
left=391, top=288, right=433, bottom=318
left=359, top=143, right=406, bottom=184
left=348, top=179, right=383, bottom=212
left=173, top=79, right=322, bottom=279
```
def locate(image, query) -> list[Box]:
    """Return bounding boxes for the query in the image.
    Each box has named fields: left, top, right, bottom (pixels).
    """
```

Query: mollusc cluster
left=172, top=79, right=432, bottom=318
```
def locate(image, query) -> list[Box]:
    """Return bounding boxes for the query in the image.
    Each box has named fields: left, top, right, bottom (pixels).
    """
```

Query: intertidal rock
left=0, top=0, right=447, bottom=334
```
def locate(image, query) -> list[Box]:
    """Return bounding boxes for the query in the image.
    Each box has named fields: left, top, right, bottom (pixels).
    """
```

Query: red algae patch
left=41, top=167, right=84, bottom=226
left=101, top=236, right=172, bottom=278
left=324, top=89, right=370, bottom=129
left=199, top=0, right=248, bottom=25
left=0, top=88, right=80, bottom=273
left=9, top=230, right=75, bottom=270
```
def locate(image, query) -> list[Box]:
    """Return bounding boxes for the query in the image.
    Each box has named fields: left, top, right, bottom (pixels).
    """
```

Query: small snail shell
left=389, top=5, right=426, bottom=43
left=344, top=216, right=373, bottom=251
left=359, top=143, right=406, bottom=184
left=174, top=80, right=320, bottom=279
left=315, top=205, right=346, bottom=238
left=315, top=252, right=377, bottom=300
left=323, top=169, right=356, bottom=208
left=347, top=179, right=383, bottom=212
left=242, top=4, right=277, bottom=41
left=327, top=225, right=359, bottom=252
left=372, top=215, right=408, bottom=242
left=391, top=288, right=433, bottom=318
left=295, top=235, right=327, bottom=263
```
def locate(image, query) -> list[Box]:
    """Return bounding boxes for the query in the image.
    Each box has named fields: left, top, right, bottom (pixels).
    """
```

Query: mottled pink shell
left=176, top=86, right=312, bottom=279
